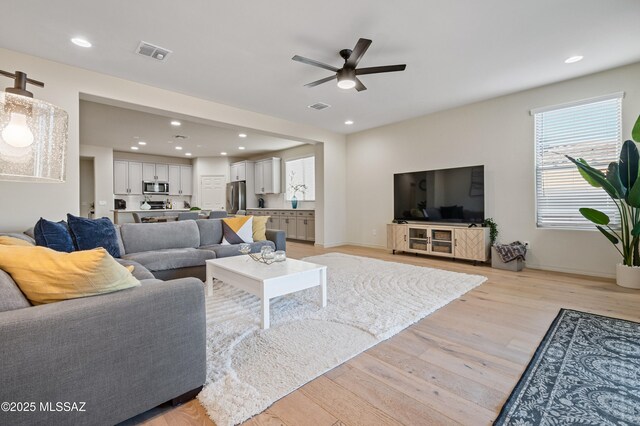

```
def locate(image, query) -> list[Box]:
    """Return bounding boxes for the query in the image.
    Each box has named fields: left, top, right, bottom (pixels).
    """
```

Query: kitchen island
left=111, top=209, right=210, bottom=224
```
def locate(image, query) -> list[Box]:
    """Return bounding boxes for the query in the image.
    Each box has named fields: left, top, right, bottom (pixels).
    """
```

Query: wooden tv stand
left=387, top=223, right=490, bottom=262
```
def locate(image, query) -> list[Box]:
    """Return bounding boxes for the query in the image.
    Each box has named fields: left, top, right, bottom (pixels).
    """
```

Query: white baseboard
left=524, top=263, right=615, bottom=280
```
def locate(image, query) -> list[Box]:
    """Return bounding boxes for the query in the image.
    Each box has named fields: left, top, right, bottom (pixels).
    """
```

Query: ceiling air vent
left=136, top=41, right=172, bottom=61
left=307, top=102, right=331, bottom=111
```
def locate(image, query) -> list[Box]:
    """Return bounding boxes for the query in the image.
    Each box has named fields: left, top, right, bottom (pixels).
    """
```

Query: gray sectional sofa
left=118, top=219, right=286, bottom=280
left=0, top=218, right=286, bottom=425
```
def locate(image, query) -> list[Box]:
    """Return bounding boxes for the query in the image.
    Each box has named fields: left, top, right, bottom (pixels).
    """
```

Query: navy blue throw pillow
left=34, top=218, right=75, bottom=252
left=66, top=214, right=121, bottom=258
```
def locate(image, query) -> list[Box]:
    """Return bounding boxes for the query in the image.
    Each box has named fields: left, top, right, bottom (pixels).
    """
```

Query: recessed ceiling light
left=175, top=146, right=183, bottom=150
left=197, top=145, right=202, bottom=148
left=564, top=55, right=584, bottom=64
left=130, top=146, right=139, bottom=150
left=138, top=141, right=147, bottom=145
left=238, top=146, right=246, bottom=150
left=238, top=133, right=247, bottom=138
left=185, top=152, right=192, bottom=156
left=171, top=120, right=181, bottom=126
left=71, top=37, right=92, bottom=48
left=220, top=152, right=227, bottom=156
left=345, top=120, right=354, bottom=125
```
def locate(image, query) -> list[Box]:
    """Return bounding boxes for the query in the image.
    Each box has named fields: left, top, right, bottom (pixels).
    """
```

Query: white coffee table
left=205, top=255, right=327, bottom=329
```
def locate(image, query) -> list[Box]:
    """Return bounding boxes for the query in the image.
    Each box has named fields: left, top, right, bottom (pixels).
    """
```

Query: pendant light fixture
left=0, top=70, right=68, bottom=182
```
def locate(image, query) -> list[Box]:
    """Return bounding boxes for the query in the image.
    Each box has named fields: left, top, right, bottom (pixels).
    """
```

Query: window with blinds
left=534, top=93, right=623, bottom=229
left=285, top=156, right=315, bottom=201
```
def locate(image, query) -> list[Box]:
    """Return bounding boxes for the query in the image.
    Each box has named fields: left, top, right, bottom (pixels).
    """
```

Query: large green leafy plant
left=566, top=115, right=640, bottom=267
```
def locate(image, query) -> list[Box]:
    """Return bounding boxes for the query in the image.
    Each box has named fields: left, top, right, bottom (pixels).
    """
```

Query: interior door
left=200, top=175, right=226, bottom=211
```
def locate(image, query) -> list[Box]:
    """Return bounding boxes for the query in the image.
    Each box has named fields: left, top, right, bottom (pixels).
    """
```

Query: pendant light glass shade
left=0, top=92, right=68, bottom=182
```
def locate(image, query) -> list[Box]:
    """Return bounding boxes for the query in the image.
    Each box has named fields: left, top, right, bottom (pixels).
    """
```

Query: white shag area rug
left=197, top=253, right=487, bottom=426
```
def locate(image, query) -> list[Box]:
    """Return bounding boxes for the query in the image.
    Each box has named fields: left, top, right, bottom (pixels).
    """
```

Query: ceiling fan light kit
left=293, top=38, right=406, bottom=92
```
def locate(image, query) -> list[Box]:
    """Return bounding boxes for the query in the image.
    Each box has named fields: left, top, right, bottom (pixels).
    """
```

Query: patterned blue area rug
left=495, top=309, right=640, bottom=425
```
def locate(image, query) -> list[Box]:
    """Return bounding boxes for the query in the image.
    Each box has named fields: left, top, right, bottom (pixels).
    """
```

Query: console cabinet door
left=454, top=228, right=487, bottom=261
left=296, top=217, right=307, bottom=240
left=387, top=224, right=408, bottom=251
left=114, top=160, right=129, bottom=195
left=306, top=218, right=315, bottom=241
left=267, top=214, right=280, bottom=230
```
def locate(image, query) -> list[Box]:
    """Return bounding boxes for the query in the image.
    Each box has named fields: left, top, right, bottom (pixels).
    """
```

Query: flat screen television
left=394, top=165, right=484, bottom=223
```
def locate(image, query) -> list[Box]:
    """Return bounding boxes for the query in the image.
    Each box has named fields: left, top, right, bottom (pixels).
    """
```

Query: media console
left=387, top=223, right=490, bottom=262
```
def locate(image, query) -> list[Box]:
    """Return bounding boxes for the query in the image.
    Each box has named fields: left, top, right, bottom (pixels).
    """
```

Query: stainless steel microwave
left=143, top=181, right=169, bottom=194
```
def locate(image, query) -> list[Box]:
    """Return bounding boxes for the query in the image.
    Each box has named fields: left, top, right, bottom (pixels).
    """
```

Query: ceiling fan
left=292, top=38, right=406, bottom=92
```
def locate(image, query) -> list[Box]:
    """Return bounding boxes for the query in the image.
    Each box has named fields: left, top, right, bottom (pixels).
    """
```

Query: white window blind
left=534, top=94, right=622, bottom=229
left=285, top=156, right=315, bottom=201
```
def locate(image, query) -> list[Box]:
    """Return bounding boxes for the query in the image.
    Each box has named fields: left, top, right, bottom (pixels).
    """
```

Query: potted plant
left=482, top=217, right=499, bottom=246
left=288, top=171, right=307, bottom=209
left=567, top=115, right=640, bottom=288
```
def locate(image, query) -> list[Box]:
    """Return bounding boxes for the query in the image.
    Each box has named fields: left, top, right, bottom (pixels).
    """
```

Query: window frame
left=284, top=155, right=316, bottom=201
left=532, top=92, right=624, bottom=230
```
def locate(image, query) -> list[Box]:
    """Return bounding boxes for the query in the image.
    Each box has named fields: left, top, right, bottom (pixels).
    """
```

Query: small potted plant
left=288, top=171, right=307, bottom=209
left=567, top=114, right=640, bottom=288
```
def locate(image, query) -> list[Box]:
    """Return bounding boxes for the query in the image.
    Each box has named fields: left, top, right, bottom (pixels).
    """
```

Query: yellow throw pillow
left=252, top=216, right=269, bottom=241
left=0, top=246, right=140, bottom=305
left=0, top=236, right=33, bottom=246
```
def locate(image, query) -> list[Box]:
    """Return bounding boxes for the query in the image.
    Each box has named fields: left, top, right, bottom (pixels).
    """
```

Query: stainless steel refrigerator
left=226, top=181, right=246, bottom=213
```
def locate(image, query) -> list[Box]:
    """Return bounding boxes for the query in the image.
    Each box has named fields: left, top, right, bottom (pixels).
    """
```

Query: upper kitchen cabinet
left=230, top=161, right=254, bottom=182
left=254, top=158, right=281, bottom=194
left=114, top=160, right=143, bottom=195
left=142, top=162, right=169, bottom=182
left=169, top=165, right=192, bottom=196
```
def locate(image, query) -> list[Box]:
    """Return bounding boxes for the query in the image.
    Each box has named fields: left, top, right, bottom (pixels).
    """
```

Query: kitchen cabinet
left=254, top=158, right=281, bottom=194
left=246, top=209, right=315, bottom=241
left=143, top=163, right=169, bottom=181
left=169, top=165, right=192, bottom=195
left=114, top=160, right=142, bottom=195
left=230, top=161, right=247, bottom=182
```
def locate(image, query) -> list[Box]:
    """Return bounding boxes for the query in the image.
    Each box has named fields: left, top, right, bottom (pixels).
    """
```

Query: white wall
left=0, top=48, right=347, bottom=246
left=346, top=61, right=640, bottom=278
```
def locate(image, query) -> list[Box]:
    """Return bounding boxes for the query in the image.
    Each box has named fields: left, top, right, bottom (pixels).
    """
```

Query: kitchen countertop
left=111, top=208, right=209, bottom=213
left=246, top=208, right=314, bottom=211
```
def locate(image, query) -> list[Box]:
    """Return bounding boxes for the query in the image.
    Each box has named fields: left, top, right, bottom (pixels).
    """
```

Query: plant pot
left=616, top=264, right=640, bottom=289
left=291, top=195, right=298, bottom=209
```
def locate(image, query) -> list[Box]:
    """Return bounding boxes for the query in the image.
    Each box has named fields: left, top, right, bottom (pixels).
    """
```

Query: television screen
left=394, top=165, right=484, bottom=223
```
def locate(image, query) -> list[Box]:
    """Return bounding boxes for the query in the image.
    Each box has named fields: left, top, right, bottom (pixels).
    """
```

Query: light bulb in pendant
left=2, top=112, right=34, bottom=147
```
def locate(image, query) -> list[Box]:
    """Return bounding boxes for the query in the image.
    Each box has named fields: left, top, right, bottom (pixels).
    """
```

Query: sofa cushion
left=202, top=240, right=275, bottom=258
left=115, top=259, right=155, bottom=280
left=34, top=218, right=75, bottom=252
left=0, top=269, right=31, bottom=312
left=122, top=248, right=215, bottom=272
left=196, top=219, right=223, bottom=246
left=0, top=246, right=140, bottom=305
left=67, top=214, right=121, bottom=258
left=0, top=235, right=33, bottom=246
left=120, top=221, right=200, bottom=254
left=252, top=216, right=269, bottom=241
left=114, top=224, right=126, bottom=256
left=221, top=216, right=254, bottom=244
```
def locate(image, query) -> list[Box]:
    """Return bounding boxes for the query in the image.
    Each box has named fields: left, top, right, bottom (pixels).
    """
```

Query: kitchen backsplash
left=259, top=193, right=315, bottom=210
left=116, top=194, right=193, bottom=210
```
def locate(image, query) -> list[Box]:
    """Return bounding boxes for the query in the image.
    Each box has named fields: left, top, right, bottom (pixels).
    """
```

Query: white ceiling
left=2, top=1, right=640, bottom=134
left=79, top=100, right=305, bottom=158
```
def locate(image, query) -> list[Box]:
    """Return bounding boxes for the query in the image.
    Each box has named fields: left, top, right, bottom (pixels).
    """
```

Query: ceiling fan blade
left=346, top=38, right=372, bottom=68
left=304, top=75, right=337, bottom=88
left=356, top=64, right=407, bottom=75
left=292, top=55, right=339, bottom=72
left=355, top=78, right=367, bottom=92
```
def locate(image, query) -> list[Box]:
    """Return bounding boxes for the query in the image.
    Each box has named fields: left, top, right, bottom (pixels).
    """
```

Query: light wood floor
left=138, top=242, right=640, bottom=426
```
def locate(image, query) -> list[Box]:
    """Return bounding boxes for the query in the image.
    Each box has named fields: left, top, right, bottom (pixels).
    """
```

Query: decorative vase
left=140, top=201, right=151, bottom=210
left=616, top=264, right=640, bottom=289
left=291, top=195, right=298, bottom=209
